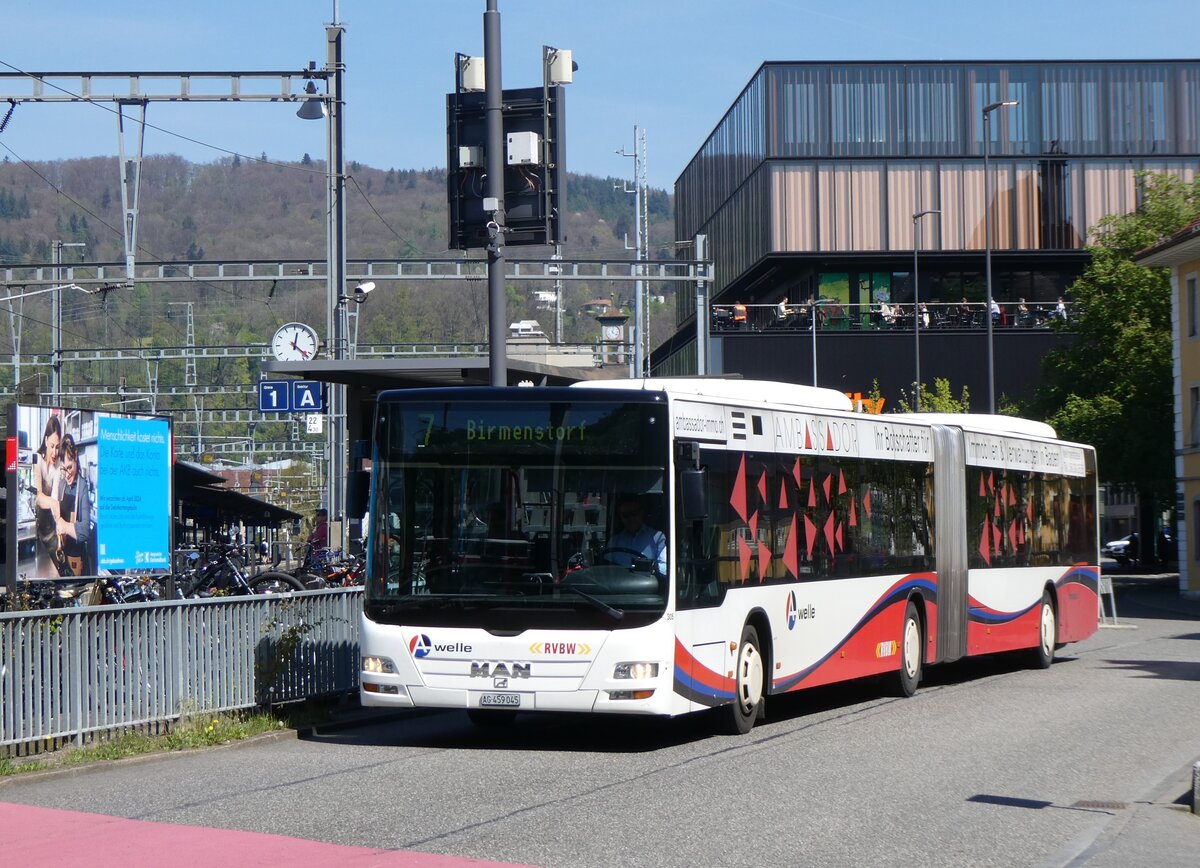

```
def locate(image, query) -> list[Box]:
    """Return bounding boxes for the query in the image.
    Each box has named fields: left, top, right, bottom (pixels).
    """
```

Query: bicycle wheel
left=249, top=571, right=306, bottom=594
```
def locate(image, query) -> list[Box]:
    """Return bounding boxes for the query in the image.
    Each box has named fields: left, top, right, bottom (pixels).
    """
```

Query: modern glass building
left=655, top=60, right=1200, bottom=408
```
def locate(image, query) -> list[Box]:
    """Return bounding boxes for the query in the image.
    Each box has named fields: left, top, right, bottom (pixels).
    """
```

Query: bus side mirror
left=346, top=470, right=370, bottom=519
left=681, top=468, right=708, bottom=520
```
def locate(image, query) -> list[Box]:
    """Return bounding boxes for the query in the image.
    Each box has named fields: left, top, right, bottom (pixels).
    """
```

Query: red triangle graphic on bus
left=737, top=534, right=752, bottom=583
left=779, top=478, right=789, bottom=510
left=757, top=541, right=772, bottom=583
left=838, top=469, right=847, bottom=495
left=784, top=515, right=799, bottom=578
left=757, top=470, right=767, bottom=504
left=804, top=515, right=817, bottom=559
left=730, top=456, right=747, bottom=522
left=792, top=457, right=803, bottom=489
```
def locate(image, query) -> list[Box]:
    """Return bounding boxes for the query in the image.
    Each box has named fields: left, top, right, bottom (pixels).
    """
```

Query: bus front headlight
left=613, top=662, right=659, bottom=680
left=362, top=655, right=397, bottom=674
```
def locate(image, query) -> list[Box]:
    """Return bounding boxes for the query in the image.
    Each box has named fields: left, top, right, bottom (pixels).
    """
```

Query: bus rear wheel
left=897, top=600, right=923, bottom=697
left=727, top=624, right=764, bottom=735
left=1031, top=592, right=1056, bottom=669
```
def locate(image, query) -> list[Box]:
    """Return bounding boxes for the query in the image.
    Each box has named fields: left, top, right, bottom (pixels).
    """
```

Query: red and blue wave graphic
left=672, top=565, right=1097, bottom=706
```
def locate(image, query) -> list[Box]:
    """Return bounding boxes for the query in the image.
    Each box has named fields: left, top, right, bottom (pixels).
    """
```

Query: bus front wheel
left=727, top=624, right=764, bottom=735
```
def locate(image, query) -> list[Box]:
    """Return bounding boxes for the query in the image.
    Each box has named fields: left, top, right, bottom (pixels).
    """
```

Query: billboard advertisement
left=6, top=404, right=172, bottom=587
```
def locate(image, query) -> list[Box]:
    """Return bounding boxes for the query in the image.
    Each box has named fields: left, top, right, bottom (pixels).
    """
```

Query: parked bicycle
left=278, top=543, right=363, bottom=589
left=306, top=551, right=366, bottom=588
left=173, top=544, right=305, bottom=597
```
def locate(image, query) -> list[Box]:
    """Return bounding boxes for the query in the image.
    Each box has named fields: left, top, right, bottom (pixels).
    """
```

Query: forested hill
left=0, top=154, right=675, bottom=348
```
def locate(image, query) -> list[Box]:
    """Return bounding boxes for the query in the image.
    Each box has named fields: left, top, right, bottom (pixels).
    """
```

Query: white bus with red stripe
left=359, top=379, right=1098, bottom=733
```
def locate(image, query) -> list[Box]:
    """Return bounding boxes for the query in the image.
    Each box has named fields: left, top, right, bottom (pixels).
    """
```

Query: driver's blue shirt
left=607, top=525, right=667, bottom=574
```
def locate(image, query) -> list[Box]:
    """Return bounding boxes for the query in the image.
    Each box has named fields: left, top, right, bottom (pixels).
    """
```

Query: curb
left=0, top=727, right=299, bottom=787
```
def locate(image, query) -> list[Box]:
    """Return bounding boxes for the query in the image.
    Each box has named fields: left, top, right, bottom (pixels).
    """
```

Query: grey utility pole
left=484, top=0, right=507, bottom=386
left=325, top=15, right=349, bottom=546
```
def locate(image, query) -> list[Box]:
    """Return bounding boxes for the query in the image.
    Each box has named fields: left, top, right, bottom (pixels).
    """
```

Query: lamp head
left=296, top=81, right=326, bottom=120
left=353, top=281, right=376, bottom=303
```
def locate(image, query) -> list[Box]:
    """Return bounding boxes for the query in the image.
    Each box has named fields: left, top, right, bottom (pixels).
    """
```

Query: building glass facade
left=660, top=60, right=1200, bottom=401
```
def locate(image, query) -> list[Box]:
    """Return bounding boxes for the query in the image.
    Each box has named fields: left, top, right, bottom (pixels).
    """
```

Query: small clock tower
left=596, top=313, right=629, bottom=368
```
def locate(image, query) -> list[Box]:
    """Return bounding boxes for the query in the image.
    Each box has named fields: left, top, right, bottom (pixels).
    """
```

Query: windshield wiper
left=558, top=584, right=624, bottom=621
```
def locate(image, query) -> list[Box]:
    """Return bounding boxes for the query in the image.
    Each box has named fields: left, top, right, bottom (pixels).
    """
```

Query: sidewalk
left=0, top=801, right=532, bottom=868
left=1072, top=568, right=1200, bottom=865
left=1054, top=759, right=1200, bottom=867
left=1103, top=569, right=1200, bottom=619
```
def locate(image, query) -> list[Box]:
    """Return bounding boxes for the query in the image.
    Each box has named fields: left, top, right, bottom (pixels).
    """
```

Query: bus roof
left=907, top=413, right=1058, bottom=439
left=571, top=379, right=1065, bottom=442
left=570, top=377, right=855, bottom=412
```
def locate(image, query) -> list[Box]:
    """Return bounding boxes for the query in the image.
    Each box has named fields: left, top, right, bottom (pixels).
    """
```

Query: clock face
left=602, top=324, right=622, bottom=341
left=272, top=322, right=319, bottom=361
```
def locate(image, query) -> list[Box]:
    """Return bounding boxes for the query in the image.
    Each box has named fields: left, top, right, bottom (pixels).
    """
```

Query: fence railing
left=0, top=588, right=363, bottom=753
left=711, top=300, right=1074, bottom=335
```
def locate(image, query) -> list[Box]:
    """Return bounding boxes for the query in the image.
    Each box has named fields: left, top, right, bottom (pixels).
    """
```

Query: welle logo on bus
left=409, top=635, right=473, bottom=659
left=785, top=590, right=816, bottom=631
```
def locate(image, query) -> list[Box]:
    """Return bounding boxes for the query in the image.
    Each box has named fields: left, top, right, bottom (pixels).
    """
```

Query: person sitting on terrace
left=877, top=301, right=897, bottom=326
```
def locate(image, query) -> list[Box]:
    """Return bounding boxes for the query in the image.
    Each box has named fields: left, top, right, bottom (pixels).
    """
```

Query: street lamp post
left=983, top=98, right=1018, bottom=414
left=52, top=239, right=86, bottom=403
left=912, top=209, right=940, bottom=410
left=810, top=297, right=827, bottom=387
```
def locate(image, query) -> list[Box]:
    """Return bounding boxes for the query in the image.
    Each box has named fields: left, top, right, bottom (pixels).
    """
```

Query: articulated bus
left=359, top=379, right=1099, bottom=733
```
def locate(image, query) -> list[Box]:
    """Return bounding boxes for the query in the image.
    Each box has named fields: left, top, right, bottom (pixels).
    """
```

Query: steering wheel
left=600, top=546, right=656, bottom=569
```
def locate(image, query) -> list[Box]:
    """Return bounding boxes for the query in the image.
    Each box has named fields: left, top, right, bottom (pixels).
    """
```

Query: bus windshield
left=366, top=395, right=670, bottom=630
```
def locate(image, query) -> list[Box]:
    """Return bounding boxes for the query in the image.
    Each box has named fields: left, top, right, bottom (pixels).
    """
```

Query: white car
left=1102, top=534, right=1136, bottom=562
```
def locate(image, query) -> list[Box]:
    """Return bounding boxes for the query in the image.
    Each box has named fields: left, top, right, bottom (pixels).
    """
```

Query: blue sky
left=2, top=1, right=1197, bottom=190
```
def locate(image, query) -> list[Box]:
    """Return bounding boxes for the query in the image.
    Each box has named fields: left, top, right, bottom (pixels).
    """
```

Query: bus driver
left=605, top=494, right=667, bottom=574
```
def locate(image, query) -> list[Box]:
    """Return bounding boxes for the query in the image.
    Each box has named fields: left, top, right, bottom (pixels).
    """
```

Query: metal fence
left=0, top=588, right=363, bottom=753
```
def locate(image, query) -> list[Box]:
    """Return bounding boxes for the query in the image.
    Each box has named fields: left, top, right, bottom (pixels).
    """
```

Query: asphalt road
left=4, top=580, right=1198, bottom=867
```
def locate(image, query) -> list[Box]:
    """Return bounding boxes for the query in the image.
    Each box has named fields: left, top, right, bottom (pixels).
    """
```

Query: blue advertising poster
left=96, top=415, right=171, bottom=570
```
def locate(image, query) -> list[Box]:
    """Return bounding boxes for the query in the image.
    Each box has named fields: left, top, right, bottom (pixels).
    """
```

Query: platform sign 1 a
left=292, top=381, right=323, bottom=411
left=258, top=380, right=291, bottom=412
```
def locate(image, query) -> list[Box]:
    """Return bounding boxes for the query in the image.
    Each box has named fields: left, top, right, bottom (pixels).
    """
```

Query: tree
left=1031, top=172, right=1200, bottom=554
left=891, top=377, right=970, bottom=413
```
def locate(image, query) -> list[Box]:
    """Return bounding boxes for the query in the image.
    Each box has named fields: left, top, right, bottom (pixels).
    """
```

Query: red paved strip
left=1, top=802, right=531, bottom=867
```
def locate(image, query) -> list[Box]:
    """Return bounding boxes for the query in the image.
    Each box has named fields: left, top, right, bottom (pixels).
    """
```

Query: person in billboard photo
left=55, top=434, right=92, bottom=577
left=33, top=413, right=70, bottom=575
